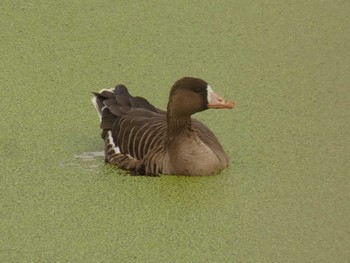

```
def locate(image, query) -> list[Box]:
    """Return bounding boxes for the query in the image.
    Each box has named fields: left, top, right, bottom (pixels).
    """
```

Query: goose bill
left=207, top=89, right=234, bottom=109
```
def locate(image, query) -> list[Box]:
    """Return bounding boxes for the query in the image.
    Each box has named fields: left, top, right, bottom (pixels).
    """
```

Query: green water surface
left=1, top=1, right=349, bottom=262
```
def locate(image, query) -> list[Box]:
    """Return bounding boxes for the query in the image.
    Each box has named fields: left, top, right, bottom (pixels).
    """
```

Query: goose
left=92, top=77, right=234, bottom=176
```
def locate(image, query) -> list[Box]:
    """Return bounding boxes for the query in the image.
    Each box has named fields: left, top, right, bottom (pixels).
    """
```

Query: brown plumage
left=92, top=77, right=234, bottom=176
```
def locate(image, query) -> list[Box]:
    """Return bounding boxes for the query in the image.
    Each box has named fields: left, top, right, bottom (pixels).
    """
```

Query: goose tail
left=91, top=85, right=129, bottom=139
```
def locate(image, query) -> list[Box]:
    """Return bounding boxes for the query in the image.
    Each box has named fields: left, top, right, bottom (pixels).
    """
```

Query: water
left=1, top=1, right=349, bottom=262
left=74, top=151, right=105, bottom=161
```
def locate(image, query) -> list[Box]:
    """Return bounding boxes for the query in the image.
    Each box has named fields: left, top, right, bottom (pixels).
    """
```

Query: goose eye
left=193, top=87, right=202, bottom=93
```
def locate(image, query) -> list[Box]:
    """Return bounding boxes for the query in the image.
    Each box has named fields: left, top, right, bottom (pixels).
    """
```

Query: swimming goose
left=92, top=77, right=234, bottom=176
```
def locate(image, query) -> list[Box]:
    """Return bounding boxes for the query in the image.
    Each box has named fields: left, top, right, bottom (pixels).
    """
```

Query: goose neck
left=166, top=112, right=192, bottom=139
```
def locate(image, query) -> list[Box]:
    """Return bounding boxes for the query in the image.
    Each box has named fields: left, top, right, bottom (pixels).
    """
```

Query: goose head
left=167, top=77, right=234, bottom=117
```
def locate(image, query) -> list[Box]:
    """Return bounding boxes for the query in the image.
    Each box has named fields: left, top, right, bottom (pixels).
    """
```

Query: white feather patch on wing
left=107, top=131, right=121, bottom=154
left=115, top=146, right=121, bottom=154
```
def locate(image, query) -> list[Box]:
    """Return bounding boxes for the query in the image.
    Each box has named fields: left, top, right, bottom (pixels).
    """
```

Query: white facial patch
left=207, top=85, right=214, bottom=102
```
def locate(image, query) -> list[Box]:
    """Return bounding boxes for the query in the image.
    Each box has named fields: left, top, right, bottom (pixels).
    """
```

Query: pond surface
left=1, top=1, right=349, bottom=262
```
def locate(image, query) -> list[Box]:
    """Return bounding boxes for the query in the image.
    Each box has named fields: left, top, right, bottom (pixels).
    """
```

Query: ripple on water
left=74, top=151, right=105, bottom=161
